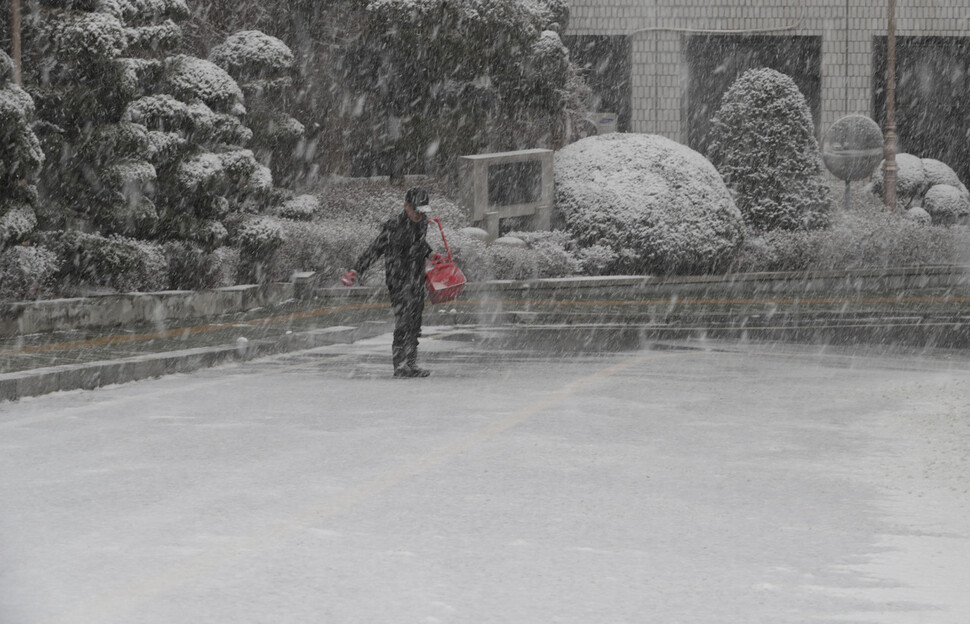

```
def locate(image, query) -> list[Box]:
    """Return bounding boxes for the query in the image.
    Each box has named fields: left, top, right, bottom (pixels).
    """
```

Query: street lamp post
left=9, top=0, right=21, bottom=84
left=882, top=0, right=898, bottom=211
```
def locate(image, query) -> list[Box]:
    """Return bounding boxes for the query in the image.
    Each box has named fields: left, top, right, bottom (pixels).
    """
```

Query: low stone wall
left=0, top=282, right=299, bottom=337
left=3, top=266, right=967, bottom=337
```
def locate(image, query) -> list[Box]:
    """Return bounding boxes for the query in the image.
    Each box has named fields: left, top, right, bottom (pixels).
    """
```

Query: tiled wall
left=568, top=1, right=970, bottom=142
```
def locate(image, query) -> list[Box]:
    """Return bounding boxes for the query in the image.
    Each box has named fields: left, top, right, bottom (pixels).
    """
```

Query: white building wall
left=568, top=0, right=970, bottom=142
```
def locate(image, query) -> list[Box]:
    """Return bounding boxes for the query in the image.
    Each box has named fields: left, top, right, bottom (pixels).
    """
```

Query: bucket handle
left=429, top=218, right=453, bottom=263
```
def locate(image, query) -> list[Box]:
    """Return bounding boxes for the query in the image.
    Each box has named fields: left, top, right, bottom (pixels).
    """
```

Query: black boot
left=394, top=346, right=430, bottom=378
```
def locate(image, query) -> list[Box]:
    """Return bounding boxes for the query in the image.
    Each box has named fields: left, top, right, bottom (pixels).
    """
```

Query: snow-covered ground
left=1, top=328, right=968, bottom=624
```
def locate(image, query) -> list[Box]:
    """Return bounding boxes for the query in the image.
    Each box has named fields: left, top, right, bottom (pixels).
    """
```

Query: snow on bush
left=102, top=159, right=157, bottom=191
left=0, top=49, right=13, bottom=83
left=263, top=113, right=305, bottom=145
left=905, top=206, right=932, bottom=226
left=526, top=30, right=569, bottom=85
left=144, top=130, right=187, bottom=164
left=236, top=216, right=285, bottom=258
left=0, top=86, right=45, bottom=184
left=922, top=158, right=965, bottom=190
left=870, top=154, right=970, bottom=223
left=219, top=148, right=260, bottom=179
left=533, top=0, right=569, bottom=30
left=125, top=20, right=182, bottom=51
left=708, top=68, right=831, bottom=231
left=163, top=241, right=237, bottom=289
left=732, top=200, right=970, bottom=271
left=35, top=230, right=168, bottom=293
left=209, top=30, right=295, bottom=80
left=98, top=0, right=190, bottom=23
left=54, top=12, right=128, bottom=62
left=124, top=94, right=190, bottom=130
left=176, top=153, right=225, bottom=192
left=870, top=153, right=927, bottom=202
left=79, top=122, right=149, bottom=161
left=0, top=203, right=38, bottom=248
left=554, top=133, right=744, bottom=275
left=0, top=245, right=58, bottom=300
left=163, top=55, right=244, bottom=112
left=277, top=194, right=320, bottom=221
left=922, top=184, right=970, bottom=226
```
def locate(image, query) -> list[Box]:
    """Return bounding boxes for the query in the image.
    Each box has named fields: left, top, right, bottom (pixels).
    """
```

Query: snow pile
left=554, top=133, right=744, bottom=275
left=870, top=154, right=970, bottom=225
left=708, top=68, right=831, bottom=231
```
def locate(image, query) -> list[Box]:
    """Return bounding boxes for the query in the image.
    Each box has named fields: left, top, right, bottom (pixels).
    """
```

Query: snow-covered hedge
left=0, top=203, right=38, bottom=248
left=554, top=133, right=744, bottom=275
left=236, top=216, right=285, bottom=258
left=0, top=245, right=59, bottom=300
left=708, top=68, right=831, bottom=231
left=34, top=230, right=168, bottom=293
left=163, top=241, right=237, bottom=290
left=276, top=194, right=320, bottom=221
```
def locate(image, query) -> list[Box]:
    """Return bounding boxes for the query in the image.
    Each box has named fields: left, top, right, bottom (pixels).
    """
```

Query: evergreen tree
left=708, top=67, right=831, bottom=231
left=0, top=49, right=44, bottom=250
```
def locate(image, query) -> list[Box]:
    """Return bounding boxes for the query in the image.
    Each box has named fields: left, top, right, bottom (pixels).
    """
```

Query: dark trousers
left=390, top=290, right=424, bottom=369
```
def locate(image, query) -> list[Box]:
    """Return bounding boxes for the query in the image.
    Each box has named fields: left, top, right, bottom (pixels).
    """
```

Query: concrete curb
left=0, top=320, right=393, bottom=402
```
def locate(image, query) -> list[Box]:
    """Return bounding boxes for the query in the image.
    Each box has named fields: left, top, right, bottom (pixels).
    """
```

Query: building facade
left=565, top=1, right=970, bottom=181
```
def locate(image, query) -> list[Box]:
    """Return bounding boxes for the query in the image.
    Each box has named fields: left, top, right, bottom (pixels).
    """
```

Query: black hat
left=405, top=186, right=429, bottom=209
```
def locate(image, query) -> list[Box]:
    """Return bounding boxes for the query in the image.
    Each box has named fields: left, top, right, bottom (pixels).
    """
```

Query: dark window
left=873, top=36, right=970, bottom=185
left=487, top=161, right=542, bottom=207
left=562, top=35, right=632, bottom=132
left=685, top=35, right=822, bottom=156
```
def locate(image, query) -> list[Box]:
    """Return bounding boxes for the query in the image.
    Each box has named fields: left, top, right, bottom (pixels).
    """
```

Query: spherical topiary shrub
left=870, top=155, right=970, bottom=224
left=922, top=184, right=970, bottom=226
left=708, top=68, right=831, bottom=231
left=554, top=133, right=744, bottom=275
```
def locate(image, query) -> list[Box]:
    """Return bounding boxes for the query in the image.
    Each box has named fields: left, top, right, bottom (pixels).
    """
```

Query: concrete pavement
left=1, top=329, right=969, bottom=623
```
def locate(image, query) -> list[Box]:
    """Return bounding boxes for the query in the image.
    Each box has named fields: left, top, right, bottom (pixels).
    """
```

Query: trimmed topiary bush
left=554, top=133, right=744, bottom=275
left=870, top=154, right=970, bottom=225
left=0, top=244, right=58, bottom=300
left=708, top=67, right=831, bottom=231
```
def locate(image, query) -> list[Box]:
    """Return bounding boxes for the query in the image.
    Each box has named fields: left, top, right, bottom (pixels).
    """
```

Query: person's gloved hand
left=340, top=270, right=357, bottom=286
left=428, top=253, right=444, bottom=265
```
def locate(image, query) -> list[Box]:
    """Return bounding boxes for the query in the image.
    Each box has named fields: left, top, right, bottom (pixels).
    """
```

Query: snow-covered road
left=2, top=328, right=968, bottom=623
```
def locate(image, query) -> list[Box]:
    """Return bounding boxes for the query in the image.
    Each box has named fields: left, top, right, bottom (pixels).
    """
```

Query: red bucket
left=426, top=218, right=466, bottom=304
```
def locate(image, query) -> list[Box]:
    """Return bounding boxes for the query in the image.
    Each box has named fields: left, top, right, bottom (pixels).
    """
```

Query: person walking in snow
left=341, top=186, right=433, bottom=378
